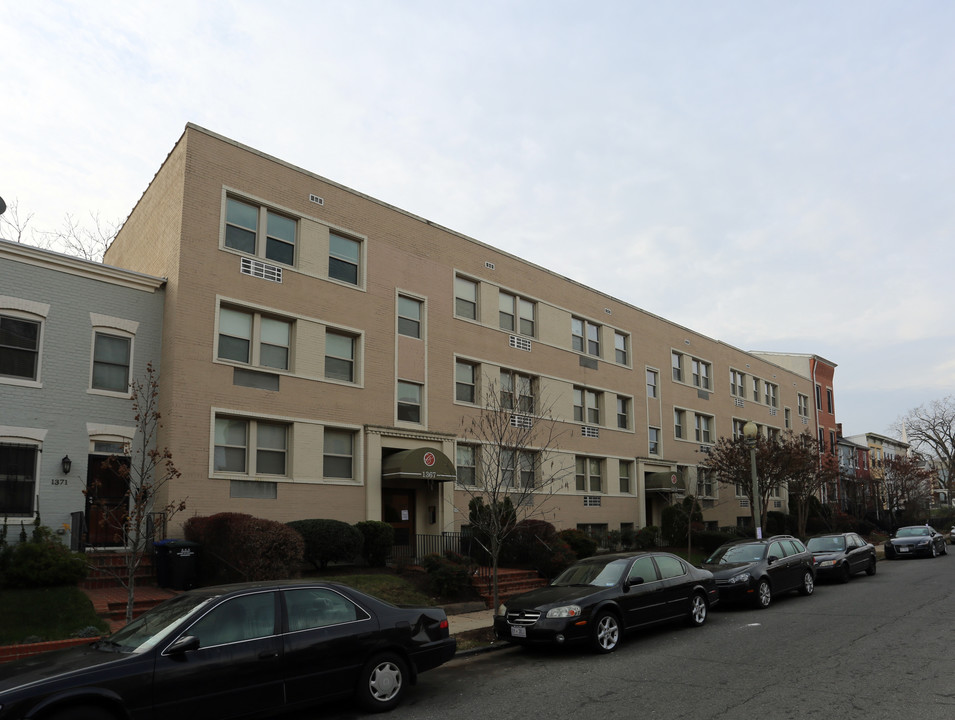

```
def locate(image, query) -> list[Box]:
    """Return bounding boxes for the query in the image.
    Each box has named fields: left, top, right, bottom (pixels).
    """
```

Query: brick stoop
left=470, top=568, right=548, bottom=608
left=82, top=551, right=157, bottom=591
left=82, top=584, right=180, bottom=632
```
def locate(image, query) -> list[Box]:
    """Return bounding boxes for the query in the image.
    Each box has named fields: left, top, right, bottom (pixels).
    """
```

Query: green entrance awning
left=382, top=447, right=456, bottom=482
left=645, top=471, right=685, bottom=493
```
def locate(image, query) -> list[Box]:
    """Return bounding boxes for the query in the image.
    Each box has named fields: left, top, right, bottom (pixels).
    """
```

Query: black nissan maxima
left=0, top=581, right=456, bottom=718
left=493, top=551, right=718, bottom=653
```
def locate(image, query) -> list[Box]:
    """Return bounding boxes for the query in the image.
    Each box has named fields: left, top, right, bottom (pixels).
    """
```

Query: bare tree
left=0, top=197, right=36, bottom=243
left=457, top=378, right=569, bottom=611
left=783, top=433, right=839, bottom=538
left=896, top=396, right=955, bottom=504
left=880, top=453, right=934, bottom=524
left=87, top=362, right=186, bottom=623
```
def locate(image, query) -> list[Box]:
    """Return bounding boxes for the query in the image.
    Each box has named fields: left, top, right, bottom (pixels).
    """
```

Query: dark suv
left=702, top=535, right=815, bottom=609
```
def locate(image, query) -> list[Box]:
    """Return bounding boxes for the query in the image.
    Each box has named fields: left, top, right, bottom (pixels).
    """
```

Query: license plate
left=898, top=547, right=909, bottom=553
left=510, top=626, right=527, bottom=638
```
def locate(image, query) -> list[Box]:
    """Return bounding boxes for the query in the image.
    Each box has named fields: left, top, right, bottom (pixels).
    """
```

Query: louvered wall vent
left=581, top=426, right=599, bottom=438
left=240, top=257, right=283, bottom=283
left=509, top=335, right=532, bottom=352
left=510, top=414, right=533, bottom=429
left=309, top=194, right=324, bottom=205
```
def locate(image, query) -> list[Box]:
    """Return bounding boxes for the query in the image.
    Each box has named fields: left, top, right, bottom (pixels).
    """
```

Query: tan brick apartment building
left=103, top=124, right=828, bottom=546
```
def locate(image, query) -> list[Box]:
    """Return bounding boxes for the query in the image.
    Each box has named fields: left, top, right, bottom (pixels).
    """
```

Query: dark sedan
left=0, top=581, right=456, bottom=717
left=884, top=525, right=948, bottom=559
left=493, top=551, right=718, bottom=653
left=807, top=532, right=877, bottom=582
left=702, top=535, right=815, bottom=609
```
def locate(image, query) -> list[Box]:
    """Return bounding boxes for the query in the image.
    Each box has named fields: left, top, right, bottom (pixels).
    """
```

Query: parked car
left=702, top=535, right=815, bottom=609
left=884, top=525, right=948, bottom=559
left=494, top=551, right=718, bottom=653
left=0, top=581, right=456, bottom=716
left=806, top=532, right=877, bottom=582
left=950, top=525, right=955, bottom=545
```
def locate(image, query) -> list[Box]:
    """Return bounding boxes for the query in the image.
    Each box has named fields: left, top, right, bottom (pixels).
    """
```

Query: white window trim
left=0, top=298, right=49, bottom=388
left=87, top=320, right=135, bottom=399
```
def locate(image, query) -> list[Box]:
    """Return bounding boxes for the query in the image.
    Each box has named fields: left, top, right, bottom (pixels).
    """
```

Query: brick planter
left=0, top=637, right=100, bottom=664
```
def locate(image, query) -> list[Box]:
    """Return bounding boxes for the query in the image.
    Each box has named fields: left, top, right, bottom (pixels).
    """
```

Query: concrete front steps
left=471, top=567, right=548, bottom=608
left=81, top=552, right=178, bottom=630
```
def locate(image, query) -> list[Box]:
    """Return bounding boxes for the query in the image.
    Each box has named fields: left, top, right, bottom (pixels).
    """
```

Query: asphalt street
left=300, top=551, right=955, bottom=720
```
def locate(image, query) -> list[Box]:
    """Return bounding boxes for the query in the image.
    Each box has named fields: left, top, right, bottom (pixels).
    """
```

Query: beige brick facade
left=104, top=124, right=826, bottom=543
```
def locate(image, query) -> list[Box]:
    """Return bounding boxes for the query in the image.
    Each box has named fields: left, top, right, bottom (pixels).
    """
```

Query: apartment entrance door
left=382, top=489, right=415, bottom=549
left=85, top=455, right=130, bottom=547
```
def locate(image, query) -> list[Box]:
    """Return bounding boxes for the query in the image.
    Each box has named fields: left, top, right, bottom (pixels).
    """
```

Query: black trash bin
left=153, top=539, right=200, bottom=590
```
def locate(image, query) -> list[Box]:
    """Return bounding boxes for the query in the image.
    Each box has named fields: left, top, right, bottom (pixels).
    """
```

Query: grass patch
left=315, top=571, right=433, bottom=606
left=0, top=587, right=109, bottom=644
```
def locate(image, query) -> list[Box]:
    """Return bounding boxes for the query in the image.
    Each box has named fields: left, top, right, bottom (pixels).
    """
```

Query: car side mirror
left=627, top=576, right=645, bottom=587
left=167, top=635, right=200, bottom=655
left=767, top=555, right=779, bottom=565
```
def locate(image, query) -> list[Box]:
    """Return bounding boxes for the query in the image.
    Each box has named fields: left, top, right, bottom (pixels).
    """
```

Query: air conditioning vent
left=584, top=496, right=602, bottom=507
left=509, top=335, right=532, bottom=352
left=240, top=257, right=283, bottom=283
left=769, top=408, right=777, bottom=416
left=510, top=414, right=533, bottom=429
left=735, top=398, right=744, bottom=408
left=581, top=426, right=599, bottom=438
left=485, top=261, right=495, bottom=270
left=309, top=194, right=324, bottom=206
left=739, top=498, right=749, bottom=508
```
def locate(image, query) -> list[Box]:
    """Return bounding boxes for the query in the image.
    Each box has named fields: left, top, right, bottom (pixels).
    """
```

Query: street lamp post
left=743, top=421, right=762, bottom=539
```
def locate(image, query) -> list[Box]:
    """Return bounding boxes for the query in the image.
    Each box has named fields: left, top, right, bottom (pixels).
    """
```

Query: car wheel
left=590, top=610, right=621, bottom=653
left=48, top=708, right=116, bottom=720
left=754, top=579, right=772, bottom=609
left=356, top=652, right=408, bottom=712
left=687, top=593, right=707, bottom=627
left=941, top=543, right=947, bottom=556
left=931, top=543, right=939, bottom=558
left=865, top=558, right=877, bottom=576
left=838, top=562, right=851, bottom=583
left=798, top=570, right=815, bottom=596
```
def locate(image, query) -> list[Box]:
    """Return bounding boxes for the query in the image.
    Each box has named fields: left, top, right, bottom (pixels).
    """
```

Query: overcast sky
left=3, top=1, right=953, bottom=438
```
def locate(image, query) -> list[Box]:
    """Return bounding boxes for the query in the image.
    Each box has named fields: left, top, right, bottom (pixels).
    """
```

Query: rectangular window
left=730, top=370, right=743, bottom=397
left=518, top=298, right=536, bottom=337
left=619, top=460, right=632, bottom=494
left=614, top=332, right=628, bottom=365
left=752, top=377, right=761, bottom=401
left=698, top=469, right=715, bottom=497
left=92, top=332, right=131, bottom=392
left=454, top=276, right=477, bottom=320
left=572, top=318, right=600, bottom=356
left=649, top=427, right=660, bottom=455
left=733, top=418, right=746, bottom=439
left=397, top=296, right=422, bottom=338
left=218, top=307, right=291, bottom=371
left=456, top=444, right=477, bottom=486
left=575, top=456, right=603, bottom=492
left=672, top=351, right=683, bottom=382
left=328, top=232, right=361, bottom=285
left=500, top=370, right=534, bottom=413
left=225, top=197, right=297, bottom=266
left=214, top=417, right=288, bottom=477
left=767, top=382, right=778, bottom=408
left=324, top=331, right=355, bottom=382
left=616, top=396, right=629, bottom=429
left=826, top=388, right=833, bottom=414
left=646, top=369, right=658, bottom=398
left=574, top=387, right=600, bottom=424
left=499, top=291, right=515, bottom=331
left=692, top=358, right=711, bottom=390
left=815, top=384, right=822, bottom=409
left=323, top=428, right=354, bottom=479
left=0, top=443, right=37, bottom=515
left=397, top=381, right=422, bottom=423
left=798, top=394, right=809, bottom=418
left=695, top=414, right=712, bottom=444
left=785, top=408, right=792, bottom=429
left=0, top=315, right=40, bottom=381
left=455, top=361, right=476, bottom=403
left=518, top=452, right=536, bottom=488
left=674, top=408, right=685, bottom=439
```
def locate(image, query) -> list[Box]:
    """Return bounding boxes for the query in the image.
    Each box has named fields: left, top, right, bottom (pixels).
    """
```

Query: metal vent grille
left=735, top=398, right=744, bottom=407
left=584, top=495, right=602, bottom=507
left=801, top=417, right=809, bottom=425
left=581, top=426, right=599, bottom=438
left=240, top=257, right=283, bottom=283
left=769, top=408, right=777, bottom=416
left=309, top=194, right=324, bottom=205
left=510, top=414, right=532, bottom=429
left=485, top=261, right=495, bottom=270
left=739, top=498, right=749, bottom=507
left=509, top=335, right=532, bottom=352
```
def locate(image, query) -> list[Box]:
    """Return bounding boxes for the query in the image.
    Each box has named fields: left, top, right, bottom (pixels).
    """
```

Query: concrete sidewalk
left=447, top=608, right=494, bottom=635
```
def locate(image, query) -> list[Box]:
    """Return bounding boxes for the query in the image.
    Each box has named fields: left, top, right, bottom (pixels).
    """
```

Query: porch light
left=61, top=455, right=72, bottom=474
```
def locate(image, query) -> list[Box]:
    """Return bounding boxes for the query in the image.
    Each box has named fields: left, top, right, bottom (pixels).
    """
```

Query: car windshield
left=705, top=543, right=765, bottom=564
left=896, top=527, right=930, bottom=538
left=807, top=537, right=845, bottom=552
left=552, top=558, right=631, bottom=587
left=106, top=593, right=214, bottom=652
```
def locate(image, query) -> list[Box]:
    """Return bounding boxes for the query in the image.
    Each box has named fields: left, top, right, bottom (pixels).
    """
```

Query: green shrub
left=355, top=521, right=394, bottom=567
left=633, top=526, right=660, bottom=550
left=184, top=513, right=304, bottom=583
left=421, top=553, right=470, bottom=598
left=557, top=528, right=598, bottom=559
left=501, top=519, right=558, bottom=565
left=1, top=532, right=87, bottom=589
left=287, top=519, right=363, bottom=570
left=537, top=540, right=576, bottom=579
left=695, top=530, right=739, bottom=556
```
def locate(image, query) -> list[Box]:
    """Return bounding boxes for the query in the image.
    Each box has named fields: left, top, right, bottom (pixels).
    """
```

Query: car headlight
left=917, top=539, right=930, bottom=546
left=728, top=572, right=751, bottom=584
left=546, top=605, right=582, bottom=619
left=818, top=560, right=837, bottom=568
left=497, top=603, right=508, bottom=617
